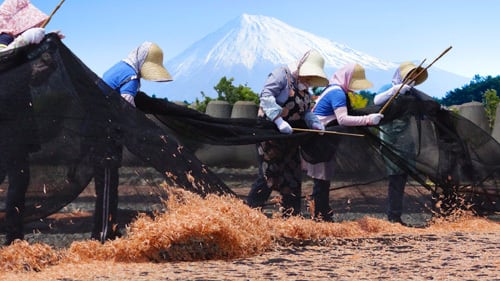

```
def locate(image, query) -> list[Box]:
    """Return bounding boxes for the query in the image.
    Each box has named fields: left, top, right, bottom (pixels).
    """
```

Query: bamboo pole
left=41, top=0, right=66, bottom=28
left=404, top=58, right=427, bottom=83
left=378, top=58, right=426, bottom=114
left=379, top=46, right=453, bottom=114
left=292, top=127, right=365, bottom=137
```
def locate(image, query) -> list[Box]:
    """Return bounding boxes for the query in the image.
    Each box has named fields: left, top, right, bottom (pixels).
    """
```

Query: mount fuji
left=145, top=14, right=469, bottom=102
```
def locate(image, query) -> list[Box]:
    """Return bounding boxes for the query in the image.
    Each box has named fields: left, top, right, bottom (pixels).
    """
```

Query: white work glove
left=311, top=122, right=325, bottom=135
left=394, top=83, right=412, bottom=95
left=9, top=28, right=46, bottom=49
left=367, top=113, right=384, bottom=125
left=274, top=117, right=293, bottom=134
left=121, top=93, right=136, bottom=107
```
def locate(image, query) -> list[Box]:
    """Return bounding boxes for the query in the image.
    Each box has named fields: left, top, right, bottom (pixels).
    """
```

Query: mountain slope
left=147, top=14, right=469, bottom=102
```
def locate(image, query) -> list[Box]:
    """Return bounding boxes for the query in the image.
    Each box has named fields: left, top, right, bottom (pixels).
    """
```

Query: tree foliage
left=192, top=76, right=259, bottom=112
left=191, top=92, right=214, bottom=113
left=439, top=75, right=500, bottom=106
left=483, top=89, right=499, bottom=129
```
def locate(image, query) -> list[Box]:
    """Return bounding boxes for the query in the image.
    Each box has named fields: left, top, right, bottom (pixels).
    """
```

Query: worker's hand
left=312, top=122, right=325, bottom=135
left=274, top=117, right=293, bottom=134
left=367, top=113, right=384, bottom=125
left=18, top=27, right=46, bottom=45
left=394, top=83, right=412, bottom=95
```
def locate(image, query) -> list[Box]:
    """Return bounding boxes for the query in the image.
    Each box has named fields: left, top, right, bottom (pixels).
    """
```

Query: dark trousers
left=248, top=168, right=303, bottom=215
left=312, top=178, right=332, bottom=221
left=246, top=139, right=302, bottom=216
left=246, top=166, right=272, bottom=208
left=387, top=174, right=407, bottom=220
left=91, top=164, right=119, bottom=241
left=83, top=132, right=123, bottom=241
left=1, top=146, right=30, bottom=242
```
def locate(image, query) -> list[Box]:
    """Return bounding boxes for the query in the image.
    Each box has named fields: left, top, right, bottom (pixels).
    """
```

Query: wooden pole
left=404, top=58, right=427, bottom=84
left=41, top=0, right=66, bottom=28
left=292, top=127, right=365, bottom=137
left=379, top=46, right=453, bottom=114
left=378, top=58, right=426, bottom=114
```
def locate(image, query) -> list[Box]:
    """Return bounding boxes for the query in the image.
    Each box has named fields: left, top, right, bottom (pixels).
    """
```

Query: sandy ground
left=1, top=167, right=499, bottom=280
left=3, top=232, right=499, bottom=281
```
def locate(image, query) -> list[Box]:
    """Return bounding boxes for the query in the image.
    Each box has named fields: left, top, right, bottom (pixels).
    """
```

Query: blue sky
left=36, top=0, right=499, bottom=84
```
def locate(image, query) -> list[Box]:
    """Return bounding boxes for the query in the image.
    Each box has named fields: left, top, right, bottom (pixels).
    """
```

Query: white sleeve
left=373, top=86, right=395, bottom=105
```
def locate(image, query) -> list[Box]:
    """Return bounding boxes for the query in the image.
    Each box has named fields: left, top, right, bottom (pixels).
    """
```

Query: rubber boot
left=387, top=174, right=407, bottom=225
left=312, top=178, right=332, bottom=221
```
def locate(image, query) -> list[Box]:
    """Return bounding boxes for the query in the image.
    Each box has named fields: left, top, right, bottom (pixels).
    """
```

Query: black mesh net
left=0, top=35, right=498, bottom=228
left=138, top=78, right=500, bottom=215
left=0, top=34, right=232, bottom=225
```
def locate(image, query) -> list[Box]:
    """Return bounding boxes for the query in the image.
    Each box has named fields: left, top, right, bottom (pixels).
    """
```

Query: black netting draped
left=0, top=34, right=233, bottom=225
left=137, top=83, right=500, bottom=214
left=1, top=34, right=499, bottom=227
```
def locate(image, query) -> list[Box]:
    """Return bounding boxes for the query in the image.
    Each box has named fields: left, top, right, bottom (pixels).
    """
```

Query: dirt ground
left=3, top=231, right=499, bottom=281
left=1, top=167, right=499, bottom=280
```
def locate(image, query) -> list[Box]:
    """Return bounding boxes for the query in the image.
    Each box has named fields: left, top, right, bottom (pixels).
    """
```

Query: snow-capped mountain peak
left=156, top=14, right=468, bottom=102
left=171, top=14, right=395, bottom=73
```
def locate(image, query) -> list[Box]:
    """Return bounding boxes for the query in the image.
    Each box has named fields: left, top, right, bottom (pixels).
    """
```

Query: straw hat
left=297, top=50, right=329, bottom=87
left=140, top=43, right=173, bottom=82
left=399, top=61, right=428, bottom=86
left=0, top=0, right=48, bottom=36
left=348, top=64, right=373, bottom=91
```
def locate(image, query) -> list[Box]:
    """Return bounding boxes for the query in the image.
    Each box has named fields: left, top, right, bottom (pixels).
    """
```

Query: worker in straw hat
left=246, top=49, right=329, bottom=217
left=374, top=61, right=428, bottom=106
left=88, top=42, right=172, bottom=242
left=0, top=0, right=64, bottom=51
left=374, top=61, right=428, bottom=226
left=102, top=42, right=173, bottom=107
left=304, top=63, right=384, bottom=221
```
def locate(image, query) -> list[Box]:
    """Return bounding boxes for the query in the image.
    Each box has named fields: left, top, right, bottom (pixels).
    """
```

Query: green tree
left=193, top=76, right=259, bottom=112
left=213, top=77, right=259, bottom=105
left=483, top=89, right=499, bottom=129
left=191, top=91, right=213, bottom=113
left=439, top=75, right=500, bottom=106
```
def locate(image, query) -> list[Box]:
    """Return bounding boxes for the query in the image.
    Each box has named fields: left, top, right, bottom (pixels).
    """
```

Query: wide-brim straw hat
left=0, top=0, right=48, bottom=36
left=349, top=64, right=373, bottom=91
left=399, top=61, right=428, bottom=85
left=298, top=49, right=329, bottom=87
left=140, top=43, right=173, bottom=82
